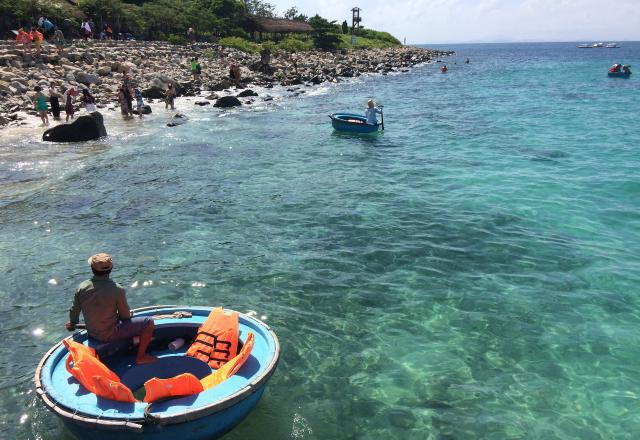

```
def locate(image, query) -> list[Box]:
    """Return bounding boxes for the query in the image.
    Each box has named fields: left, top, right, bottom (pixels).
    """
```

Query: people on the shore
left=190, top=57, right=201, bottom=81
left=64, top=86, right=79, bottom=122
left=81, top=21, right=92, bottom=40
left=40, top=17, right=55, bottom=39
left=187, top=27, right=196, bottom=43
left=165, top=83, right=176, bottom=110
left=15, top=27, right=32, bottom=56
left=364, top=99, right=382, bottom=125
left=121, top=72, right=134, bottom=114
left=104, top=24, right=113, bottom=40
left=117, top=86, right=132, bottom=117
left=260, top=47, right=271, bottom=73
left=81, top=89, right=97, bottom=113
left=229, top=60, right=241, bottom=86
left=66, top=253, right=157, bottom=365
left=34, top=86, right=49, bottom=126
left=31, top=28, right=44, bottom=57
left=49, top=82, right=61, bottom=120
left=134, top=87, right=144, bottom=118
left=53, top=27, right=65, bottom=56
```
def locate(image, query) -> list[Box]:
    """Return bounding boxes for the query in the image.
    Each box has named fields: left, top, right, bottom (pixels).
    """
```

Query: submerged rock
left=42, top=112, right=107, bottom=142
left=167, top=113, right=188, bottom=127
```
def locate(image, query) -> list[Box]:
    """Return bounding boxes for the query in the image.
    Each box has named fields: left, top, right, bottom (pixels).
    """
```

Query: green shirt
left=191, top=60, right=197, bottom=72
left=69, top=275, right=131, bottom=342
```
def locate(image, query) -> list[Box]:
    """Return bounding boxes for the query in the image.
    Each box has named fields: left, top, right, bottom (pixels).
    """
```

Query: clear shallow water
left=1, top=42, right=640, bottom=440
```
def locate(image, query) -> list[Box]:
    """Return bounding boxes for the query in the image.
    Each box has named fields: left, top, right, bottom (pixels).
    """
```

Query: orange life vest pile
left=64, top=307, right=254, bottom=404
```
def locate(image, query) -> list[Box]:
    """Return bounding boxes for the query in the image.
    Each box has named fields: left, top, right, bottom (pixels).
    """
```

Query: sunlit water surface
left=1, top=42, right=640, bottom=440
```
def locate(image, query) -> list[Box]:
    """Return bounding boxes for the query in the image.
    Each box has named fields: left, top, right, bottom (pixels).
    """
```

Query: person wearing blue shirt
left=364, top=99, right=382, bottom=125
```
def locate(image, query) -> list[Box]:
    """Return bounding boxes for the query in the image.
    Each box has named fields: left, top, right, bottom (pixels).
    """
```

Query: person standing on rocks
left=53, top=27, right=65, bottom=56
left=81, top=21, right=92, bottom=41
left=81, top=89, right=97, bottom=113
left=41, top=17, right=55, bottom=40
left=34, top=86, right=49, bottom=126
left=187, top=27, right=196, bottom=44
left=165, top=83, right=176, bottom=110
left=31, top=28, right=44, bottom=58
left=49, top=82, right=62, bottom=120
left=64, top=87, right=79, bottom=122
left=229, top=61, right=241, bottom=86
left=15, top=27, right=32, bottom=56
left=260, top=48, right=271, bottom=74
left=190, top=58, right=201, bottom=81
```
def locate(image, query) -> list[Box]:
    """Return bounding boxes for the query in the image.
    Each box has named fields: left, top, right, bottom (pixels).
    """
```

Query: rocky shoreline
left=0, top=40, right=453, bottom=130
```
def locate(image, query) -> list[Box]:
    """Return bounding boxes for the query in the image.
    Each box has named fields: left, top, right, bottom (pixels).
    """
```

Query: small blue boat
left=329, top=113, right=381, bottom=134
left=35, top=305, right=280, bottom=440
left=608, top=71, right=631, bottom=78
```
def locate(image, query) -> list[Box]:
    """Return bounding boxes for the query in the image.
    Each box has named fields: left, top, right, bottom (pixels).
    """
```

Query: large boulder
left=142, top=86, right=165, bottom=99
left=75, top=72, right=101, bottom=85
left=214, top=96, right=242, bottom=108
left=42, top=112, right=107, bottom=142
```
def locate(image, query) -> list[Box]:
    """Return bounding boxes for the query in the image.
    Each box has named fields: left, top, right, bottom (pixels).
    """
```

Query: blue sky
left=268, top=0, right=640, bottom=44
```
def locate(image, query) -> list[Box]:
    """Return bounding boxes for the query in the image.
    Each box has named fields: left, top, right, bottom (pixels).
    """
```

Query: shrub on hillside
left=219, top=36, right=260, bottom=53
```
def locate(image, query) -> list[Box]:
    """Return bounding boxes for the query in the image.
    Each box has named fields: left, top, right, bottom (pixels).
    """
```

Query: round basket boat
left=35, top=305, right=280, bottom=440
left=608, top=71, right=631, bottom=78
left=329, top=113, right=381, bottom=134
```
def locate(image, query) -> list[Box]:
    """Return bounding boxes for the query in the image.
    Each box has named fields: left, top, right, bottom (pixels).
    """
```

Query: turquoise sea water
left=1, top=42, right=640, bottom=439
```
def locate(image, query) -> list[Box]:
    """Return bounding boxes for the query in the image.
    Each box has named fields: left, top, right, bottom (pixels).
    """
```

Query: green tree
left=308, top=15, right=341, bottom=50
left=283, top=6, right=307, bottom=22
left=244, top=0, right=275, bottom=17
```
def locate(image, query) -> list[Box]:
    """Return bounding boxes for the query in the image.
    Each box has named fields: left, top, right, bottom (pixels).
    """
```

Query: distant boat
left=593, top=42, right=605, bottom=48
left=606, top=43, right=620, bottom=48
left=577, top=44, right=591, bottom=48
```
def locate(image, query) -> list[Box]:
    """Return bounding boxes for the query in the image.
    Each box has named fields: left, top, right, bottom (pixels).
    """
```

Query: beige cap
left=88, top=253, right=113, bottom=271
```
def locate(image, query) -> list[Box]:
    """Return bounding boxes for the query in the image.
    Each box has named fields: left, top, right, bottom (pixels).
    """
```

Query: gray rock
left=194, top=101, right=210, bottom=106
left=140, top=105, right=152, bottom=115
left=42, top=112, right=107, bottom=142
left=167, top=113, right=188, bottom=127
left=75, top=72, right=101, bottom=85
left=214, top=96, right=242, bottom=108
left=236, top=89, right=258, bottom=97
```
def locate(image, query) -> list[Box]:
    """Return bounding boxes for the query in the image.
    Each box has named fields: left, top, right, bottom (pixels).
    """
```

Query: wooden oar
left=69, top=311, right=193, bottom=331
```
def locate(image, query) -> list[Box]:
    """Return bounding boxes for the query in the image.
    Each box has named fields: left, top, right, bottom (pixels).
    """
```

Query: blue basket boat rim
left=34, top=305, right=280, bottom=429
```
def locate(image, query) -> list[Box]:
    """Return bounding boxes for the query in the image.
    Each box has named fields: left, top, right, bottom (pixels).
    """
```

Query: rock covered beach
left=0, top=39, right=453, bottom=130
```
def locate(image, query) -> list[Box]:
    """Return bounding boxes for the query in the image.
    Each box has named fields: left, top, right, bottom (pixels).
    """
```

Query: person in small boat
left=364, top=99, right=382, bottom=125
left=623, top=64, right=631, bottom=75
left=66, top=253, right=157, bottom=365
left=608, top=63, right=622, bottom=73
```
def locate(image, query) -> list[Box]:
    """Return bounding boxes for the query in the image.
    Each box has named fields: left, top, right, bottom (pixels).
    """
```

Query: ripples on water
left=1, top=43, right=640, bottom=439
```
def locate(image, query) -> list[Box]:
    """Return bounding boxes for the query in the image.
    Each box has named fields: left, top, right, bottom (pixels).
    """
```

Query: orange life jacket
left=16, top=30, right=32, bottom=45
left=186, top=307, right=239, bottom=369
left=143, top=373, right=204, bottom=403
left=63, top=339, right=137, bottom=403
left=143, top=332, right=255, bottom=402
left=201, top=331, right=254, bottom=390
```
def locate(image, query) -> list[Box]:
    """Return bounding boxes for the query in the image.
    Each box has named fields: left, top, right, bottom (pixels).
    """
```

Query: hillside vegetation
left=0, top=0, right=401, bottom=51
